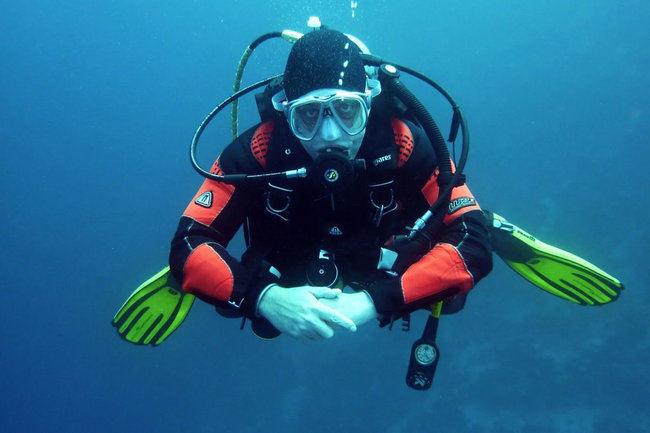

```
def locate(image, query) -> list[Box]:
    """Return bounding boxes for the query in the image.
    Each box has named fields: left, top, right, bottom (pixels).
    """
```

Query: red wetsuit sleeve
left=177, top=170, right=238, bottom=302
left=365, top=209, right=492, bottom=317
left=169, top=123, right=279, bottom=315
left=396, top=169, right=485, bottom=304
left=401, top=243, right=474, bottom=304
left=421, top=165, right=482, bottom=224
left=363, top=121, right=492, bottom=317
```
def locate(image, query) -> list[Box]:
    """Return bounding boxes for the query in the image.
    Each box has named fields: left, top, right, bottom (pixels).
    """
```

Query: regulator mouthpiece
left=309, top=152, right=365, bottom=193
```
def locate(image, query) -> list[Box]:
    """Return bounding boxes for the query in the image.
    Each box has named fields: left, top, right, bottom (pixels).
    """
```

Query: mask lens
left=291, top=102, right=323, bottom=140
left=287, top=92, right=369, bottom=140
left=331, top=97, right=366, bottom=134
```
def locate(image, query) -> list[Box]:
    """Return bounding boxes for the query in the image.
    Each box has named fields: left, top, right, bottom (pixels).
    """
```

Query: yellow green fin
left=486, top=211, right=623, bottom=305
left=112, top=266, right=195, bottom=345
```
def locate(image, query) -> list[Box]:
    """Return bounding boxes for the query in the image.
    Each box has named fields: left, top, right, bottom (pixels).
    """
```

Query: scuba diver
left=113, top=22, right=622, bottom=391
left=168, top=28, right=493, bottom=340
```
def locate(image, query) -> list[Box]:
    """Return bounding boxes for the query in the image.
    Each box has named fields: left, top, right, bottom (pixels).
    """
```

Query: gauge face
left=306, top=258, right=339, bottom=287
left=414, top=343, right=437, bottom=366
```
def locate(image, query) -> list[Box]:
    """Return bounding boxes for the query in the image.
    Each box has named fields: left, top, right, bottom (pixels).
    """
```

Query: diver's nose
left=318, top=116, right=342, bottom=141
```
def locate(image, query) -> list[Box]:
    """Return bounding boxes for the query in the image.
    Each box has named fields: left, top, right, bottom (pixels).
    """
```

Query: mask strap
left=271, top=89, right=287, bottom=112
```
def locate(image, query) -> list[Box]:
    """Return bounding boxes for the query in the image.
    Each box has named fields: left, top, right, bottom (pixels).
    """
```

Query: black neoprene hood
left=283, top=29, right=367, bottom=101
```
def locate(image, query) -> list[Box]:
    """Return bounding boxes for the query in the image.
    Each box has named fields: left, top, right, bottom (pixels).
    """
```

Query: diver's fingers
left=313, top=321, right=335, bottom=340
left=320, top=307, right=357, bottom=332
left=308, top=286, right=342, bottom=299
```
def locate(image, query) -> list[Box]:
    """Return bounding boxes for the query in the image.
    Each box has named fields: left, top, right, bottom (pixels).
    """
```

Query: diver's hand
left=319, top=289, right=378, bottom=327
left=257, top=284, right=357, bottom=340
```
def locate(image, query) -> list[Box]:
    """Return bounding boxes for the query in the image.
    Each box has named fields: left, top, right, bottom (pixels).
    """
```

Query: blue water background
left=2, top=1, right=649, bottom=432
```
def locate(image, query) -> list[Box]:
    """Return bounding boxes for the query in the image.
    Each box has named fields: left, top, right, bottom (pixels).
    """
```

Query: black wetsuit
left=170, top=114, right=492, bottom=328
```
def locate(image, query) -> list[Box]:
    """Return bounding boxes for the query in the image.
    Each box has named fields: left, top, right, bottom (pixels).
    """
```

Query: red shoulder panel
left=250, top=121, right=275, bottom=169
left=390, top=118, right=414, bottom=168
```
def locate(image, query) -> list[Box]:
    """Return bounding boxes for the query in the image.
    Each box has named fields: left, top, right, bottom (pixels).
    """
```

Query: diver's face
left=298, top=119, right=366, bottom=160
left=284, top=88, right=369, bottom=160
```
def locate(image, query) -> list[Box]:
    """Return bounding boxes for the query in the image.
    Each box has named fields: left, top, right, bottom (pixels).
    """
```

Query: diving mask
left=273, top=80, right=381, bottom=141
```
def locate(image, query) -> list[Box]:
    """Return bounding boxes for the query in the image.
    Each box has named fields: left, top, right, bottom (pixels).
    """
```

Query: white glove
left=257, top=284, right=357, bottom=340
left=319, top=289, right=378, bottom=327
